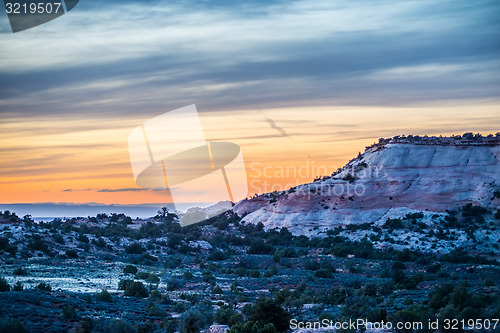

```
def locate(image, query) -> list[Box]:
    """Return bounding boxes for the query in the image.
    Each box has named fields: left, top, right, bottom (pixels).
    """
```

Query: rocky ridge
left=234, top=134, right=500, bottom=236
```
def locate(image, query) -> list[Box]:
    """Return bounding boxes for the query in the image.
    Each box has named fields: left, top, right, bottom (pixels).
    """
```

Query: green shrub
left=62, top=305, right=77, bottom=320
left=92, top=318, right=135, bottom=333
left=134, top=272, right=150, bottom=280
left=13, top=268, right=28, bottom=276
left=244, top=297, right=290, bottom=332
left=426, top=263, right=441, bottom=274
left=0, top=318, right=26, bottom=333
left=484, top=278, right=494, bottom=287
left=124, top=281, right=148, bottom=297
left=249, top=269, right=260, bottom=278
left=229, top=321, right=278, bottom=333
left=248, top=239, right=274, bottom=254
left=125, top=242, right=144, bottom=254
left=314, top=268, right=334, bottom=278
left=178, top=306, right=213, bottom=333
left=146, top=274, right=160, bottom=284
left=122, top=264, right=138, bottom=274
left=36, top=282, right=51, bottom=291
left=208, top=250, right=226, bottom=261
left=145, top=302, right=166, bottom=317
left=65, top=249, right=78, bottom=259
left=96, top=289, right=112, bottom=302
left=212, top=285, right=223, bottom=294
left=214, top=306, right=243, bottom=327
left=0, top=277, right=10, bottom=292
left=118, top=279, right=133, bottom=290
left=13, top=281, right=23, bottom=291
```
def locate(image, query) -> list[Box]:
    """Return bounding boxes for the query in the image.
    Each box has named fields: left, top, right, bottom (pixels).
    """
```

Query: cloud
left=97, top=187, right=171, bottom=192
left=0, top=0, right=498, bottom=120
left=61, top=189, right=92, bottom=192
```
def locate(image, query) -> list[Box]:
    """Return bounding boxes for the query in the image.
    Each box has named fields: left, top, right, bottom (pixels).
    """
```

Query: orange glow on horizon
left=1, top=102, right=499, bottom=205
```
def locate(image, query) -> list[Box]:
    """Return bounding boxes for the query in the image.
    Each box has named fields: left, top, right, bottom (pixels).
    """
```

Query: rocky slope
left=234, top=134, right=500, bottom=235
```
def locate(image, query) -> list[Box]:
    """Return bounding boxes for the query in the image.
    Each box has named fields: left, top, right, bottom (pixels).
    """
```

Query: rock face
left=209, top=324, right=229, bottom=333
left=234, top=135, right=500, bottom=235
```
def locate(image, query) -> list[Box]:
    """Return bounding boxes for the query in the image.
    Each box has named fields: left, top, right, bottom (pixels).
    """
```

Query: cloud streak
left=0, top=0, right=499, bottom=119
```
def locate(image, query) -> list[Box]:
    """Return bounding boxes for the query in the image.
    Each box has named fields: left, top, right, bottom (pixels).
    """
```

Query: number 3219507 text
left=5, top=2, right=63, bottom=14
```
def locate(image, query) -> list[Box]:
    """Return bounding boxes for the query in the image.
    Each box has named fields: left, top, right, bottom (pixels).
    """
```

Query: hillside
left=234, top=134, right=500, bottom=238
left=0, top=136, right=499, bottom=332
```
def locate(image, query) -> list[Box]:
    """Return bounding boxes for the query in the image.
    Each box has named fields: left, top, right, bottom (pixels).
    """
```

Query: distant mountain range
left=234, top=134, right=500, bottom=235
left=0, top=202, right=212, bottom=220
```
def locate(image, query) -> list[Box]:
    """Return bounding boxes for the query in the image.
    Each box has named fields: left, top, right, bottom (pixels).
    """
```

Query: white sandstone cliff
left=234, top=135, right=500, bottom=235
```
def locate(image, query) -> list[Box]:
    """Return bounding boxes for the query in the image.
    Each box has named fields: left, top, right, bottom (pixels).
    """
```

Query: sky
left=0, top=0, right=499, bottom=212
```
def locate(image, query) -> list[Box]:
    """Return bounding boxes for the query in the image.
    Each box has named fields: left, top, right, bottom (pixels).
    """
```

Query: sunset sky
left=0, top=0, right=499, bottom=212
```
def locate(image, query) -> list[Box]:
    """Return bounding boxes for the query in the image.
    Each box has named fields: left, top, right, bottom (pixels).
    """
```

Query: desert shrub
left=0, top=318, right=26, bottom=333
left=248, top=239, right=274, bottom=254
left=123, top=265, right=138, bottom=274
left=363, top=283, right=378, bottom=297
left=13, top=281, right=23, bottom=291
left=426, top=263, right=441, bottom=274
left=167, top=234, right=183, bottom=248
left=207, top=250, right=226, bottom=261
left=484, top=278, right=494, bottom=287
left=124, top=281, right=148, bottom=297
left=28, top=234, right=49, bottom=252
left=404, top=212, right=424, bottom=220
left=234, top=267, right=248, bottom=277
left=77, top=234, right=89, bottom=243
left=367, top=308, right=387, bottom=322
left=303, top=260, right=320, bottom=270
left=183, top=271, right=193, bottom=280
left=178, top=305, right=213, bottom=333
left=388, top=306, right=431, bottom=333
left=384, top=218, right=404, bottom=229
left=125, top=242, right=144, bottom=254
left=244, top=297, right=290, bottom=332
left=461, top=203, right=488, bottom=217
left=0, top=237, right=8, bottom=250
left=92, top=318, right=135, bottom=333
left=248, top=269, right=260, bottom=278
left=201, top=271, right=216, bottom=283
left=134, top=272, right=150, bottom=280
left=229, top=321, right=278, bottom=333
left=65, top=249, right=79, bottom=258
left=314, top=268, right=333, bottom=278
left=53, top=234, right=65, bottom=244
left=146, top=274, right=160, bottom=284
left=118, top=279, right=133, bottom=290
left=62, top=305, right=78, bottom=320
left=167, top=278, right=182, bottom=291
left=0, top=278, right=10, bottom=292
left=96, top=289, right=112, bottom=302
left=149, top=289, right=161, bottom=299
left=214, top=306, right=244, bottom=327
left=174, top=302, right=188, bottom=313
left=212, top=285, right=223, bottom=294
left=342, top=173, right=356, bottom=183
left=263, top=267, right=278, bottom=277
left=275, top=247, right=297, bottom=258
left=92, top=237, right=107, bottom=248
left=161, top=319, right=178, bottom=332
left=145, top=302, right=166, bottom=317
left=36, top=282, right=52, bottom=291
